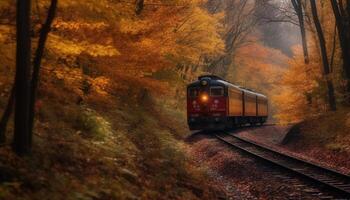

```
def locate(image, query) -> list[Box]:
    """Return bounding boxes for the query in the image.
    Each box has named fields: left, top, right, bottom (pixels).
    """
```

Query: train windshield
left=188, top=87, right=199, bottom=97
left=210, top=87, right=224, bottom=97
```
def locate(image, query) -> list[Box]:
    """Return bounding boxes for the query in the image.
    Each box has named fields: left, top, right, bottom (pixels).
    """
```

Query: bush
left=75, top=107, right=113, bottom=140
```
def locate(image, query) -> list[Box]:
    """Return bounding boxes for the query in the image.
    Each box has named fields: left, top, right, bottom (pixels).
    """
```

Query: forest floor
left=185, top=112, right=350, bottom=199
left=186, top=133, right=321, bottom=200
left=284, top=109, right=350, bottom=174
left=232, top=111, right=350, bottom=175
left=0, top=75, right=228, bottom=200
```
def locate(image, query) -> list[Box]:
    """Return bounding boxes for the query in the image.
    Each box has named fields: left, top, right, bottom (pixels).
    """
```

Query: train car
left=187, top=75, right=268, bottom=130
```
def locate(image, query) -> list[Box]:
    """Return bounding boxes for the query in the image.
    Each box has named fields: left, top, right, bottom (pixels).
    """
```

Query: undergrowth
left=0, top=75, right=221, bottom=199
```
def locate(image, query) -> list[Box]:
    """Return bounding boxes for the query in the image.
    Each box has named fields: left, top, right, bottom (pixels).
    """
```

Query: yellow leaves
left=119, top=18, right=152, bottom=35
left=52, top=66, right=85, bottom=97
left=53, top=20, right=108, bottom=32
left=47, top=34, right=120, bottom=57
left=173, top=7, right=224, bottom=58
left=118, top=3, right=224, bottom=68
left=272, top=87, right=309, bottom=123
left=233, top=43, right=288, bottom=91
left=58, top=0, right=115, bottom=13
left=273, top=45, right=329, bottom=123
left=156, top=7, right=225, bottom=63
left=281, top=45, right=322, bottom=95
left=91, top=76, right=110, bottom=96
left=54, top=66, right=111, bottom=96
left=88, top=45, right=119, bottom=57
left=48, top=35, right=82, bottom=55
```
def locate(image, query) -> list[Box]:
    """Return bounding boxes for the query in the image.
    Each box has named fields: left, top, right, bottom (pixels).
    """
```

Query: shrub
left=75, top=107, right=112, bottom=140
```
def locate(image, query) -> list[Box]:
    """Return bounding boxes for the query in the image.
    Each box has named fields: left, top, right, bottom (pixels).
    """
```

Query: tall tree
left=13, top=0, right=32, bottom=155
left=291, top=0, right=309, bottom=64
left=207, top=0, right=260, bottom=78
left=310, top=0, right=336, bottom=111
left=330, top=0, right=350, bottom=98
left=28, top=0, right=58, bottom=144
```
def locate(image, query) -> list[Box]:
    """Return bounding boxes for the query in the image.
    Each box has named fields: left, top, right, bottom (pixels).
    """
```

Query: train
left=187, top=75, right=268, bottom=130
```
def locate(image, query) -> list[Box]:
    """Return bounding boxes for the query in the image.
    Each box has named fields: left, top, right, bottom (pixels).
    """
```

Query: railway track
left=215, top=132, right=350, bottom=199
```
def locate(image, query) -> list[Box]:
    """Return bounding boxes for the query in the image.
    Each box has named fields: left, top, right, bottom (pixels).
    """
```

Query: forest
left=0, top=0, right=349, bottom=199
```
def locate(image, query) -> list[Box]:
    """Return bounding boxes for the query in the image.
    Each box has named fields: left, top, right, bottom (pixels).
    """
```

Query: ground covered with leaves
left=186, top=134, right=321, bottom=200
left=284, top=109, right=350, bottom=174
left=0, top=75, right=227, bottom=199
left=228, top=112, right=350, bottom=176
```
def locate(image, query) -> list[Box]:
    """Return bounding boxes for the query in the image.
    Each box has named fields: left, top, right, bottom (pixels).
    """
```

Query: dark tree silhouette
left=13, top=0, right=32, bottom=155
left=291, top=0, right=309, bottom=64
left=28, top=0, right=58, bottom=143
left=310, top=0, right=336, bottom=111
left=206, top=0, right=260, bottom=78
left=330, top=0, right=350, bottom=98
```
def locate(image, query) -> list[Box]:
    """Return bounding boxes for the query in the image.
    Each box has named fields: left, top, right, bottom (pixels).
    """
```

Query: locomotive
left=187, top=75, right=268, bottom=130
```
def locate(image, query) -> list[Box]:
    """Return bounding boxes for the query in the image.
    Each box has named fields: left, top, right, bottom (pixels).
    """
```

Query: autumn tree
left=0, top=0, right=58, bottom=154
left=273, top=0, right=344, bottom=121
left=206, top=0, right=261, bottom=78
left=330, top=0, right=350, bottom=98
left=310, top=0, right=336, bottom=111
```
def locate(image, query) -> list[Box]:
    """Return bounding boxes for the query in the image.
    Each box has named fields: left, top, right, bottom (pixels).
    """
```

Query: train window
left=210, top=87, right=224, bottom=96
left=188, top=88, right=199, bottom=97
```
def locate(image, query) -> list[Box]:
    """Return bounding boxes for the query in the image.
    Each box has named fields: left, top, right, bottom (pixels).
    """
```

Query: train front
left=187, top=76, right=228, bottom=130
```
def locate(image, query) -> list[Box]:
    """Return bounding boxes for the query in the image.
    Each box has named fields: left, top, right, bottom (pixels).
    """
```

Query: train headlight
left=200, top=94, right=209, bottom=103
left=201, top=80, right=208, bottom=86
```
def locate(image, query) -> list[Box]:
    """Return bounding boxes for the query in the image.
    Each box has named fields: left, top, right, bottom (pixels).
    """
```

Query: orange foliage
left=273, top=45, right=327, bottom=123
left=234, top=43, right=287, bottom=87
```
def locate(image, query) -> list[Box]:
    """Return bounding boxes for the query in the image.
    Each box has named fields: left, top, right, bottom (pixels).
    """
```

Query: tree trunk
left=13, top=0, right=32, bottom=155
left=291, top=0, right=309, bottom=64
left=347, top=0, right=350, bottom=95
left=28, top=0, right=58, bottom=144
left=0, top=86, right=15, bottom=144
left=326, top=78, right=336, bottom=110
left=310, top=0, right=336, bottom=111
left=330, top=24, right=337, bottom=72
left=330, top=0, right=350, bottom=97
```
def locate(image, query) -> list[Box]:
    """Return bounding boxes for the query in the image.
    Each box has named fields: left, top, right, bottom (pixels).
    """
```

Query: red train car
left=187, top=75, right=268, bottom=130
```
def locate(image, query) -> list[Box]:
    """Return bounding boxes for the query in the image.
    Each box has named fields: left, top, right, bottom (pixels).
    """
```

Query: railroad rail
left=215, top=132, right=350, bottom=199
